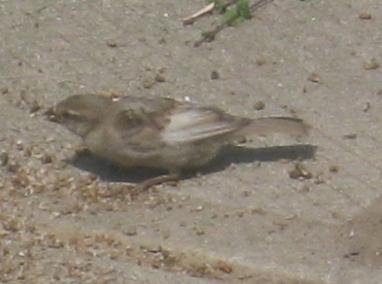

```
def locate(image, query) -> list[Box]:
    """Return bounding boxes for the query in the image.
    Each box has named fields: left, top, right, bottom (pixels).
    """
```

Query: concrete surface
left=0, top=0, right=381, bottom=283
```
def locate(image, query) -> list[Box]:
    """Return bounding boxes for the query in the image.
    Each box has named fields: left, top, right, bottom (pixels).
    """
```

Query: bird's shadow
left=67, top=144, right=317, bottom=183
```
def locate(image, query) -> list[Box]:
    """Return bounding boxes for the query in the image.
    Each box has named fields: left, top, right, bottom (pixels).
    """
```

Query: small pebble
left=251, top=207, right=266, bottom=215
left=46, top=137, right=55, bottom=143
left=155, top=73, right=166, bottom=83
left=359, top=12, right=372, bottom=20
left=142, top=77, right=156, bottom=89
left=16, top=140, right=24, bottom=151
left=215, top=261, right=233, bottom=274
left=308, top=72, right=321, bottom=83
left=329, top=165, right=339, bottom=173
left=106, top=41, right=118, bottom=48
left=0, top=87, right=8, bottom=94
left=362, top=102, right=371, bottom=112
left=210, top=70, right=220, bottom=80
left=256, top=58, right=267, bottom=66
left=124, top=226, right=138, bottom=236
left=363, top=58, right=379, bottom=70
left=343, top=133, right=357, bottom=140
left=194, top=227, right=205, bottom=236
left=289, top=163, right=313, bottom=180
left=254, top=101, right=265, bottom=110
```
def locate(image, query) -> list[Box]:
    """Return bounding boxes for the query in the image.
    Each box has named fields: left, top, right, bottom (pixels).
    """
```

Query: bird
left=50, top=94, right=309, bottom=189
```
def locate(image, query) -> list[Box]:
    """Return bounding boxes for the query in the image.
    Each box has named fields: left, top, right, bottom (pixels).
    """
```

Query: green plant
left=195, top=0, right=272, bottom=46
left=207, top=0, right=252, bottom=25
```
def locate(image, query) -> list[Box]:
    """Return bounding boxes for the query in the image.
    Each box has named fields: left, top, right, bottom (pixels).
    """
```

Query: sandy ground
left=0, top=0, right=381, bottom=283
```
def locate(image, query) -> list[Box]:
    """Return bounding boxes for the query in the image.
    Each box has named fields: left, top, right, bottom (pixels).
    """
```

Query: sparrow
left=51, top=94, right=309, bottom=189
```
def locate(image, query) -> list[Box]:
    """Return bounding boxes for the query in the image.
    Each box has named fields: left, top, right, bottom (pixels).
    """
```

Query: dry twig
left=183, top=2, right=215, bottom=25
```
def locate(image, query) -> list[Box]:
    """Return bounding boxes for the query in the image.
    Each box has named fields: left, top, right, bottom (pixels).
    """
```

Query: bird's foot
left=135, top=174, right=179, bottom=191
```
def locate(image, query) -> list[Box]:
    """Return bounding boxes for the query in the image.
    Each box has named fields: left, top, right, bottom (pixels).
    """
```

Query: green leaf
left=223, top=8, right=239, bottom=25
left=237, top=0, right=251, bottom=19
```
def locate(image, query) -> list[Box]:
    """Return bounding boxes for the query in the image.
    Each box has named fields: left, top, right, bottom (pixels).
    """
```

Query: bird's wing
left=114, top=96, right=250, bottom=146
left=161, top=104, right=251, bottom=144
left=117, top=95, right=177, bottom=116
left=111, top=108, right=167, bottom=156
left=109, top=96, right=176, bottom=156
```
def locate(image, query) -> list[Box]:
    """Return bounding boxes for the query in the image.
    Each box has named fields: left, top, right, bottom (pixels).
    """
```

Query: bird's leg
left=136, top=170, right=180, bottom=191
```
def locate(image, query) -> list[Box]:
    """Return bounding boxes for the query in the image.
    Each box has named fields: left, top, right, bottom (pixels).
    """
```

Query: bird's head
left=50, top=94, right=112, bottom=137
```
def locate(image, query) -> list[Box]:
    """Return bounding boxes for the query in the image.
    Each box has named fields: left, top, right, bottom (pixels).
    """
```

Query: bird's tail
left=237, top=117, right=309, bottom=138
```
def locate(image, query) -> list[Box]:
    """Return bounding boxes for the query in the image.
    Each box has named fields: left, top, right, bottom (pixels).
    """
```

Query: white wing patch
left=162, top=107, right=245, bottom=144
